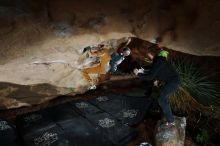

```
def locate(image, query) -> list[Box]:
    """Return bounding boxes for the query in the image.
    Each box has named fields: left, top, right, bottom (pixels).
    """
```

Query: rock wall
left=0, top=0, right=220, bottom=109
left=1, top=0, right=220, bottom=58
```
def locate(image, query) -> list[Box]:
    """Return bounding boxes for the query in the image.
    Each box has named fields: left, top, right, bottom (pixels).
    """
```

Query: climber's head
left=122, top=47, right=131, bottom=57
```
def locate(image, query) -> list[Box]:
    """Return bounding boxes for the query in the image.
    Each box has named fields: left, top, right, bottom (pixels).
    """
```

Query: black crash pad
left=44, top=103, right=79, bottom=124
left=16, top=110, right=69, bottom=146
left=17, top=103, right=112, bottom=146
left=90, top=95, right=151, bottom=126
left=60, top=118, right=112, bottom=146
left=71, top=101, right=136, bottom=146
left=22, top=125, right=70, bottom=146
left=45, top=103, right=112, bottom=146
left=15, top=93, right=152, bottom=146
left=0, top=118, right=20, bottom=146
left=16, top=110, right=56, bottom=138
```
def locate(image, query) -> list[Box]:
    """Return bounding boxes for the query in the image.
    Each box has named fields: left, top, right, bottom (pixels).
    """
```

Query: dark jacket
left=138, top=56, right=180, bottom=82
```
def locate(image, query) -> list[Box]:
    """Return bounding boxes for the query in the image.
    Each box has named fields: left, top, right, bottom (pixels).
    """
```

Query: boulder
left=155, top=117, right=186, bottom=146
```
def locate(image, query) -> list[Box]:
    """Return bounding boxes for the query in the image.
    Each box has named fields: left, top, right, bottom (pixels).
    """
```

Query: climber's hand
left=133, top=68, right=139, bottom=75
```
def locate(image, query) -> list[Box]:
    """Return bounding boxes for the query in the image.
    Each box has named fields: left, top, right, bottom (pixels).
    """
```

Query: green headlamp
left=158, top=50, right=169, bottom=59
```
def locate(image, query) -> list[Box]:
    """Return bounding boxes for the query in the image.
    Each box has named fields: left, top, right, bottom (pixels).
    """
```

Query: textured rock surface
left=0, top=0, right=220, bottom=109
left=0, top=37, right=128, bottom=109
left=155, top=117, right=186, bottom=146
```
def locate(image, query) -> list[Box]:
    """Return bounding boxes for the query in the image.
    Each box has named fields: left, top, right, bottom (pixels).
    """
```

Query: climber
left=108, top=37, right=132, bottom=73
left=81, top=38, right=131, bottom=90
left=133, top=50, right=180, bottom=127
left=109, top=47, right=131, bottom=73
left=100, top=38, right=131, bottom=82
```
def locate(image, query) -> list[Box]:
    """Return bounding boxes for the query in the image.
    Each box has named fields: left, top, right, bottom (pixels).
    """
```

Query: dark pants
left=157, top=79, right=180, bottom=123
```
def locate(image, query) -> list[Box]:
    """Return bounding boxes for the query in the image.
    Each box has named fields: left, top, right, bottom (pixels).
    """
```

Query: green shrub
left=195, top=128, right=209, bottom=144
left=169, top=57, right=220, bottom=116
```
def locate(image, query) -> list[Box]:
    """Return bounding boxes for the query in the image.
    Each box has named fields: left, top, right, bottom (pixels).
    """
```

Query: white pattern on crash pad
left=123, top=109, right=138, bottom=118
left=34, top=132, right=58, bottom=146
left=75, top=102, right=89, bottom=109
left=96, top=96, right=109, bottom=102
left=0, top=121, right=11, bottom=131
left=98, top=118, right=115, bottom=128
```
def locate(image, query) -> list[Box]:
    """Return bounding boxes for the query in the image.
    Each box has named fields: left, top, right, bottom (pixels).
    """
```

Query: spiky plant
left=169, top=57, right=220, bottom=117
